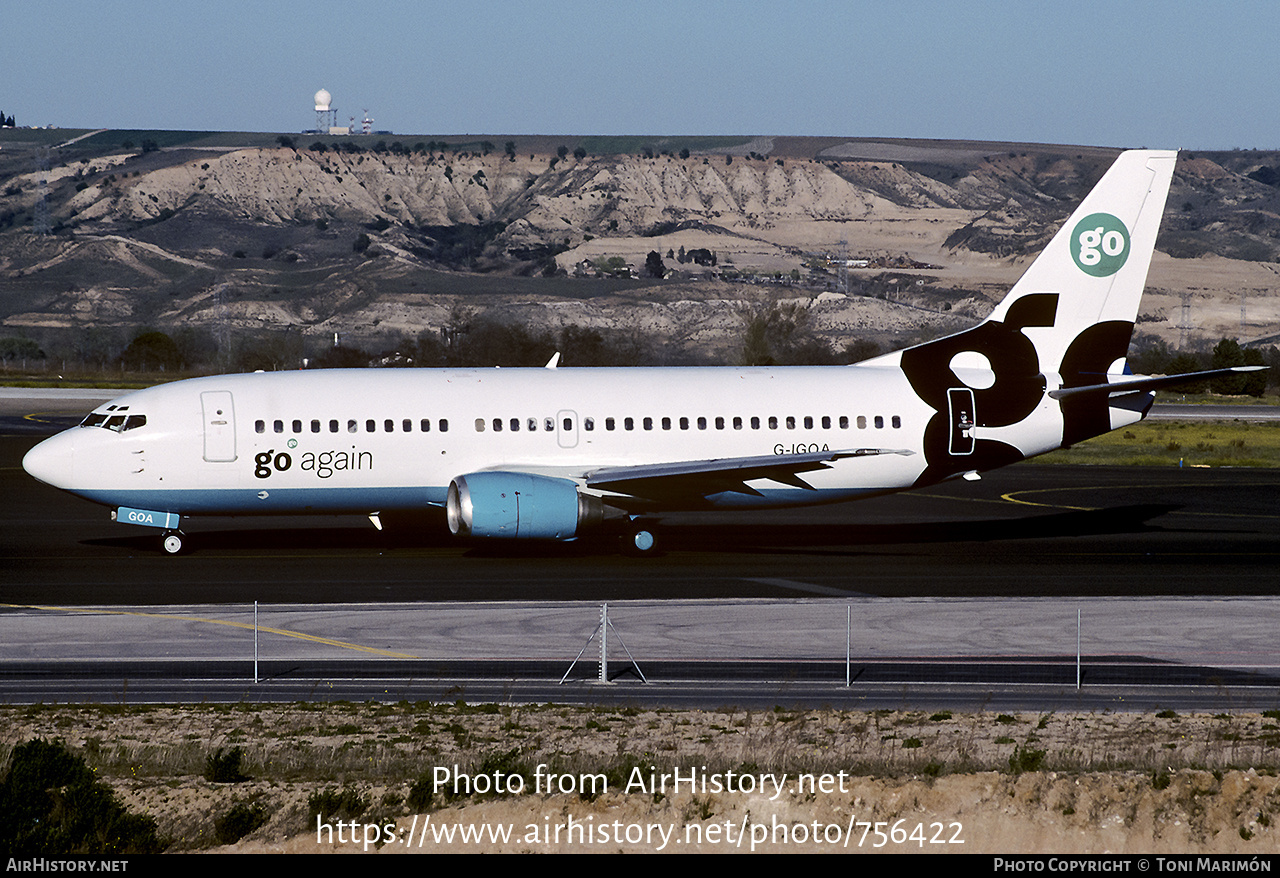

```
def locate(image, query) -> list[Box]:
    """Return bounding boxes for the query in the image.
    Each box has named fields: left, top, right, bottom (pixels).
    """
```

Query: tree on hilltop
left=645, top=250, right=666, bottom=278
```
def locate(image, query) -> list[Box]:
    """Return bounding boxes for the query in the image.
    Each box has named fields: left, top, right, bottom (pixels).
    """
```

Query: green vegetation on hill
left=576, top=135, right=753, bottom=156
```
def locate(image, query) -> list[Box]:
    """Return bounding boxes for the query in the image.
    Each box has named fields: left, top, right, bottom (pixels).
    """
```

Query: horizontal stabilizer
left=1048, top=366, right=1266, bottom=400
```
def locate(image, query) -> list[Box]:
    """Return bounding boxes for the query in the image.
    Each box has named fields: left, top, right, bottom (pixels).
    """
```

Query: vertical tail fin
left=889, top=150, right=1177, bottom=483
left=987, top=149, right=1177, bottom=376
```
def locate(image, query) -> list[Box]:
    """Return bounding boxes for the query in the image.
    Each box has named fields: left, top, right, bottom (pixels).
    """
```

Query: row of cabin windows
left=474, top=414, right=902, bottom=432
left=255, top=413, right=904, bottom=436
left=255, top=418, right=450, bottom=434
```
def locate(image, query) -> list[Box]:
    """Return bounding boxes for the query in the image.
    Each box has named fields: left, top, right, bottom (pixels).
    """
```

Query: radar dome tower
left=314, top=89, right=336, bottom=133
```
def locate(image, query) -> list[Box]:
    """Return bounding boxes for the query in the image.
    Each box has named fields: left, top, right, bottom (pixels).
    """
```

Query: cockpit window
left=81, top=412, right=147, bottom=432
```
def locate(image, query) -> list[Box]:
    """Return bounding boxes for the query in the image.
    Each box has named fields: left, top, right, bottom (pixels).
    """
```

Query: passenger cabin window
left=274, top=420, right=284, bottom=433
left=255, top=420, right=265, bottom=433
left=312, top=420, right=321, bottom=433
left=891, top=415, right=901, bottom=428
left=329, top=419, right=339, bottom=433
left=421, top=419, right=431, bottom=432
left=292, top=419, right=302, bottom=433
left=874, top=415, right=884, bottom=429
left=605, top=417, right=615, bottom=431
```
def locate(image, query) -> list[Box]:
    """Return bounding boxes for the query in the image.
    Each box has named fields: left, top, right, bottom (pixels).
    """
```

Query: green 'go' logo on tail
left=1071, top=213, right=1130, bottom=277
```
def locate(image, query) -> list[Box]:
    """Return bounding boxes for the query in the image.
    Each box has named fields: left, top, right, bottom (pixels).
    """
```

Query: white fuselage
left=23, top=362, right=1086, bottom=518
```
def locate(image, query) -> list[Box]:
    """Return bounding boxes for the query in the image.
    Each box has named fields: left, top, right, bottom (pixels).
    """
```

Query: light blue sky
left=6, top=1, right=1276, bottom=149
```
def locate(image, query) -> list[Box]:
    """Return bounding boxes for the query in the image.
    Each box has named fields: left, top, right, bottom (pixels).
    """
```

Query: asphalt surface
left=5, top=427, right=1279, bottom=602
left=4, top=405, right=1280, bottom=709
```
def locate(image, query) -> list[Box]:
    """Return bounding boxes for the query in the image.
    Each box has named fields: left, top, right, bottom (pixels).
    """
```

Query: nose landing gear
left=161, top=530, right=187, bottom=555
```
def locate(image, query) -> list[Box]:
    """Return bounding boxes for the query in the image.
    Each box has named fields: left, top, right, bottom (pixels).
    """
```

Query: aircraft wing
left=583, top=447, right=914, bottom=500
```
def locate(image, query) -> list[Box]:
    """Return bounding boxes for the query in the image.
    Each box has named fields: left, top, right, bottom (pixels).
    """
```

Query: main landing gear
left=161, top=530, right=188, bottom=555
left=620, top=519, right=660, bottom=556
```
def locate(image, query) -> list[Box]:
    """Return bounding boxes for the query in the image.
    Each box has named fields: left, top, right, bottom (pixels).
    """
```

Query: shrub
left=308, top=787, right=368, bottom=821
left=1008, top=747, right=1046, bottom=774
left=408, top=772, right=435, bottom=811
left=214, top=801, right=268, bottom=845
left=0, top=739, right=164, bottom=854
left=204, top=747, right=249, bottom=783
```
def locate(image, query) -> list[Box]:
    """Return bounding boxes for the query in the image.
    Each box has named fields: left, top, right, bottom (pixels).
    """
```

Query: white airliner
left=22, top=150, right=1256, bottom=555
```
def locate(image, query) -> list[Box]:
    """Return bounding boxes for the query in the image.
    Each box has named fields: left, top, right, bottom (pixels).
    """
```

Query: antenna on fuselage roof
left=544, top=352, right=561, bottom=369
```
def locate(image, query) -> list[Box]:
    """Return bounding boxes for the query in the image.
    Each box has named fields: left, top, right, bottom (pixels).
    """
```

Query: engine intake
left=446, top=472, right=603, bottom=540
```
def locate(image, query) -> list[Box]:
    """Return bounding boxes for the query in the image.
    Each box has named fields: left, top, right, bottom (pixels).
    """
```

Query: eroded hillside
left=1, top=134, right=1277, bottom=360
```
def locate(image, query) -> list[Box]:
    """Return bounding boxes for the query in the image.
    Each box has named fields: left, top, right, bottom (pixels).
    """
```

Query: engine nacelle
left=446, top=472, right=603, bottom=540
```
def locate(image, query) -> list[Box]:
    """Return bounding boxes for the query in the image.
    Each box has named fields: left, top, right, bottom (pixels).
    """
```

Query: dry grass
left=1035, top=420, right=1280, bottom=467
left=4, top=703, right=1280, bottom=852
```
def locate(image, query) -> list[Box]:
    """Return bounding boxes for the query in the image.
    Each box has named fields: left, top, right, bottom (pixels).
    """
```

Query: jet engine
left=446, top=472, right=604, bottom=540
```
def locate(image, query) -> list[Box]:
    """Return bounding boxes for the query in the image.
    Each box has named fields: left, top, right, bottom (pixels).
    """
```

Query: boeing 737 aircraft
left=22, top=150, right=1257, bottom=554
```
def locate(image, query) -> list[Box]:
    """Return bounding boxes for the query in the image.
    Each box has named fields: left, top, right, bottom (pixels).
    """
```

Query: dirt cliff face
left=60, top=148, right=962, bottom=249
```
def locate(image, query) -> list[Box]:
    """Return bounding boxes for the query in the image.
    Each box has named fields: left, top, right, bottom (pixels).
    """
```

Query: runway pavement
left=4, top=391, right=1280, bottom=709
left=1, top=597, right=1277, bottom=710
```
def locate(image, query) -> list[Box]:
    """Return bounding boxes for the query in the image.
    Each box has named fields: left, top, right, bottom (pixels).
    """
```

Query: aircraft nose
left=23, top=431, right=75, bottom=488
